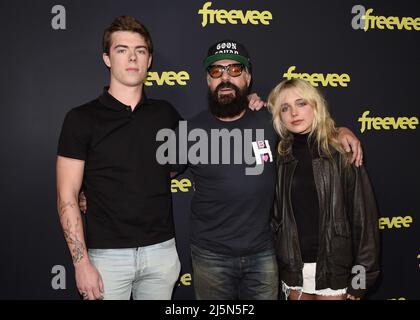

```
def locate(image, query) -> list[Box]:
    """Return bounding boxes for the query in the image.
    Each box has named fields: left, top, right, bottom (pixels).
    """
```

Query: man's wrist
left=73, top=256, right=90, bottom=268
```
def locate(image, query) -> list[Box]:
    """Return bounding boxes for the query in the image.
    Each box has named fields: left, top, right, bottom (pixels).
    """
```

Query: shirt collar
left=99, top=86, right=147, bottom=111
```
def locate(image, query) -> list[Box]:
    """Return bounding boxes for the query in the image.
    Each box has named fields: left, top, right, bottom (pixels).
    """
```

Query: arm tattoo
left=59, top=201, right=86, bottom=263
left=58, top=201, right=76, bottom=219
left=63, top=218, right=86, bottom=263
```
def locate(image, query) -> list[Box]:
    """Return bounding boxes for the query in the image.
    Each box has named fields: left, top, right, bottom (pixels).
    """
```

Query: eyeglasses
left=207, top=63, right=245, bottom=79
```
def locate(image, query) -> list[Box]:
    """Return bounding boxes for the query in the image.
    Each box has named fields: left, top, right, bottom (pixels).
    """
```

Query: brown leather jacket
left=272, top=149, right=380, bottom=298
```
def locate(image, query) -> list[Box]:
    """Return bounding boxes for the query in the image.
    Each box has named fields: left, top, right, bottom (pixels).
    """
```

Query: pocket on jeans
left=154, top=238, right=176, bottom=249
left=88, top=248, right=107, bottom=258
left=88, top=248, right=131, bottom=261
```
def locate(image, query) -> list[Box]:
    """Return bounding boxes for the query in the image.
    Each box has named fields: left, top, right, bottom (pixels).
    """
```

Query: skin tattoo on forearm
left=59, top=201, right=86, bottom=263
left=58, top=201, right=75, bottom=219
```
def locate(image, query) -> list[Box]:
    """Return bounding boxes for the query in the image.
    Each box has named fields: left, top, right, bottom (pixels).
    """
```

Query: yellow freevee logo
left=352, top=6, right=420, bottom=32
left=177, top=273, right=192, bottom=287
left=283, top=66, right=350, bottom=87
left=198, top=2, right=272, bottom=27
left=378, top=216, right=413, bottom=230
left=171, top=178, right=193, bottom=193
left=144, top=71, right=190, bottom=86
left=358, top=111, right=419, bottom=133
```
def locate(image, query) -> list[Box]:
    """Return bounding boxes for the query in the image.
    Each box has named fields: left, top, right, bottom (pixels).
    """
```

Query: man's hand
left=337, top=127, right=363, bottom=167
left=75, top=260, right=104, bottom=300
left=79, top=191, right=87, bottom=213
left=346, top=294, right=360, bottom=300
left=248, top=93, right=266, bottom=111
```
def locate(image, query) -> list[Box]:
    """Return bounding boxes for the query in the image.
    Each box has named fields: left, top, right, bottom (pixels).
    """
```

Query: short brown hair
left=102, top=16, right=153, bottom=55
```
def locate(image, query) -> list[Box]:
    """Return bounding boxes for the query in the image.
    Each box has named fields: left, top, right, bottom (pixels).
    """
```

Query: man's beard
left=208, top=82, right=249, bottom=118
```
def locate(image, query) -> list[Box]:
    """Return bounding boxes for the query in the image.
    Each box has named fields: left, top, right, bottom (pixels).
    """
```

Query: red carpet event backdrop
left=0, top=0, right=418, bottom=299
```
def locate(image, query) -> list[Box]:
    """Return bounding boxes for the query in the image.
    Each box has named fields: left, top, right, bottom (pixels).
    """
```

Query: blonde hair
left=267, top=79, right=345, bottom=158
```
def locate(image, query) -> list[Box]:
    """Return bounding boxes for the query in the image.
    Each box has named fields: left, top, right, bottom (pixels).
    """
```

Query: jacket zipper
left=312, top=158, right=324, bottom=288
left=287, top=160, right=304, bottom=279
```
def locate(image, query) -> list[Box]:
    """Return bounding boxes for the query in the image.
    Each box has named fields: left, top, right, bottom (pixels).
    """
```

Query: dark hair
left=102, top=16, right=153, bottom=55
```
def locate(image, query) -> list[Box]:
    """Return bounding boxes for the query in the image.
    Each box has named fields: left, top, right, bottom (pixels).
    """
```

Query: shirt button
left=125, top=107, right=131, bottom=111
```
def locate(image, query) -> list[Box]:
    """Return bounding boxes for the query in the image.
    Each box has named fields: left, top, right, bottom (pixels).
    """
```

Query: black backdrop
left=0, top=0, right=419, bottom=300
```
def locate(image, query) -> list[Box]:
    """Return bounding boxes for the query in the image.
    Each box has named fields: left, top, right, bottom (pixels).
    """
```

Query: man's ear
left=147, top=55, right=152, bottom=69
left=246, top=72, right=252, bottom=87
left=103, top=53, right=111, bottom=68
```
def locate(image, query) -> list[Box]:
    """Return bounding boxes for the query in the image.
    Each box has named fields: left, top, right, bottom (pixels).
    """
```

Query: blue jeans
left=88, top=238, right=180, bottom=300
left=191, top=244, right=278, bottom=300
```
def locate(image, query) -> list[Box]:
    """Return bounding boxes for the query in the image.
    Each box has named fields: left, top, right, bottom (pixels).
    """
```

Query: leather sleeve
left=344, top=161, right=381, bottom=298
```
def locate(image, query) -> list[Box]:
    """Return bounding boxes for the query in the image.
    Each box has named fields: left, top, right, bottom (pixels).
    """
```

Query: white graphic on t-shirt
left=251, top=140, right=273, bottom=165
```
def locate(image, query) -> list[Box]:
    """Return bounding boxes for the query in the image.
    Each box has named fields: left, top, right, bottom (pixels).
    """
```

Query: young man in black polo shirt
left=56, top=16, right=181, bottom=300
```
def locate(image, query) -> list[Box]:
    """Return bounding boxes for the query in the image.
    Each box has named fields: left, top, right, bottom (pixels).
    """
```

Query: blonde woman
left=268, top=79, right=380, bottom=300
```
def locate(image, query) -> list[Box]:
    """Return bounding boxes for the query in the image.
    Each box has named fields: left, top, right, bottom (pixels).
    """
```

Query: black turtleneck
left=291, top=133, right=320, bottom=263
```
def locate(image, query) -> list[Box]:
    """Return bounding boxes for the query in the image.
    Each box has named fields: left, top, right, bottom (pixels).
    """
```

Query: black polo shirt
left=58, top=88, right=181, bottom=249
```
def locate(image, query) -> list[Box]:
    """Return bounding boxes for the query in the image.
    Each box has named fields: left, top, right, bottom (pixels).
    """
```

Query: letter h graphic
left=252, top=140, right=273, bottom=165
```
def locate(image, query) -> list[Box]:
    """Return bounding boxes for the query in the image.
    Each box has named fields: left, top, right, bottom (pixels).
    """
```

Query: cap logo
left=216, top=42, right=237, bottom=50
left=214, top=49, right=239, bottom=55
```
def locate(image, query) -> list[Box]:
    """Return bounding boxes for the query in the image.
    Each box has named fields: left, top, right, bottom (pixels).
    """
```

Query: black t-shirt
left=174, top=108, right=278, bottom=256
left=57, top=88, right=181, bottom=249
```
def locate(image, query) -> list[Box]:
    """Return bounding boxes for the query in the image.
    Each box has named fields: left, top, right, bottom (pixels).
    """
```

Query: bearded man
left=171, top=39, right=361, bottom=300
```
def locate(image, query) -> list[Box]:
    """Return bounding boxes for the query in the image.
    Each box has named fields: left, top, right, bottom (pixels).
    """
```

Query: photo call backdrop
left=0, top=0, right=419, bottom=300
